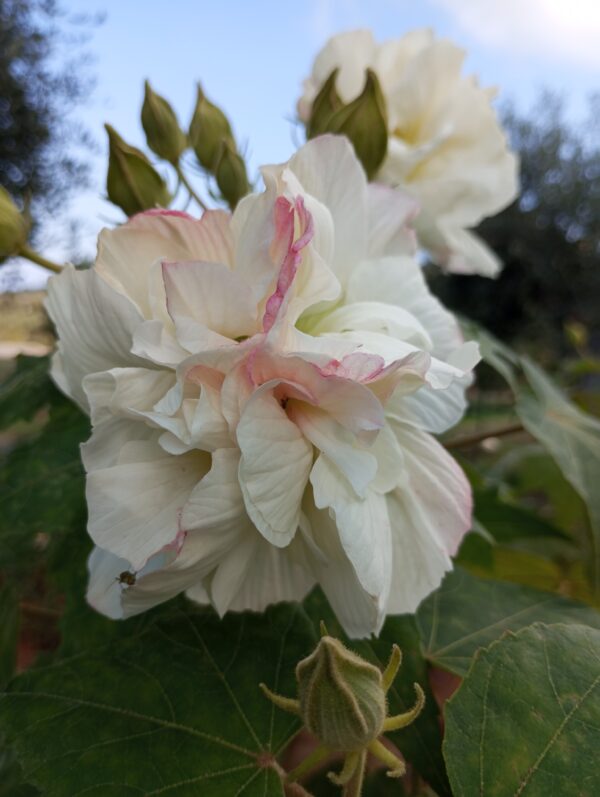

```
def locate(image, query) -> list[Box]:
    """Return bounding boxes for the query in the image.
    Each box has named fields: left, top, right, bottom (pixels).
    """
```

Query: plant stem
left=18, top=244, right=63, bottom=274
left=175, top=164, right=208, bottom=211
left=286, top=744, right=329, bottom=783
left=444, top=421, right=526, bottom=450
left=343, top=750, right=366, bottom=797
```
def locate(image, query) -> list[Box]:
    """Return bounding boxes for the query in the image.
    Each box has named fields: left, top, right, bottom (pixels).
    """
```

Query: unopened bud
left=0, top=186, right=29, bottom=258
left=306, top=69, right=343, bottom=139
left=214, top=140, right=250, bottom=209
left=141, top=80, right=187, bottom=164
left=297, top=635, right=386, bottom=751
left=189, top=85, right=235, bottom=172
left=325, top=69, right=388, bottom=180
left=105, top=124, right=171, bottom=216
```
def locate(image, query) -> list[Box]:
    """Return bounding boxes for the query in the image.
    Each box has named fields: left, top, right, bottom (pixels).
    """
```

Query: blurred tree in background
left=431, top=93, right=600, bottom=359
left=0, top=0, right=98, bottom=225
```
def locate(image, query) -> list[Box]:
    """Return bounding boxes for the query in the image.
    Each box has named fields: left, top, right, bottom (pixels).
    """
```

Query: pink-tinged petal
left=318, top=351, right=387, bottom=382
left=286, top=135, right=369, bottom=284
left=162, top=259, right=257, bottom=339
left=262, top=196, right=314, bottom=332
left=96, top=209, right=234, bottom=318
left=237, top=383, right=313, bottom=546
left=247, top=346, right=386, bottom=435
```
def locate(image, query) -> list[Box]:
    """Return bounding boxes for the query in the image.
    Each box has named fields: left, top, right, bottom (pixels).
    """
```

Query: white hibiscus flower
left=47, top=136, right=477, bottom=637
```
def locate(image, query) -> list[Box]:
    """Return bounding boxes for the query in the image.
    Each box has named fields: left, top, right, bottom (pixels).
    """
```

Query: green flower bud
left=141, top=80, right=187, bottom=164
left=261, top=630, right=425, bottom=790
left=0, top=186, right=29, bottom=258
left=189, top=85, right=235, bottom=172
left=296, top=635, right=386, bottom=751
left=214, top=140, right=250, bottom=210
left=306, top=68, right=343, bottom=139
left=324, top=69, right=388, bottom=180
left=105, top=124, right=171, bottom=216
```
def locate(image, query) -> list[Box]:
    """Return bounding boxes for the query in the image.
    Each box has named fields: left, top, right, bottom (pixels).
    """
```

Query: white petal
left=293, top=404, right=377, bottom=497
left=182, top=448, right=246, bottom=534
left=367, top=183, right=418, bottom=258
left=237, top=384, right=313, bottom=546
left=346, top=255, right=463, bottom=361
left=83, top=367, right=175, bottom=426
left=302, top=502, right=384, bottom=638
left=310, top=454, right=392, bottom=603
left=45, top=267, right=144, bottom=411
left=307, top=300, right=433, bottom=352
left=225, top=533, right=315, bottom=612
left=286, top=135, right=369, bottom=284
left=81, top=416, right=156, bottom=471
left=87, top=440, right=208, bottom=570
left=162, top=259, right=257, bottom=338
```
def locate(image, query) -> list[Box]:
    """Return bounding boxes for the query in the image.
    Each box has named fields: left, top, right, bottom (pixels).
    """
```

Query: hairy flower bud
left=141, top=80, right=187, bottom=164
left=214, top=139, right=250, bottom=209
left=296, top=635, right=386, bottom=751
left=0, top=186, right=28, bottom=258
left=105, top=124, right=171, bottom=216
left=189, top=84, right=235, bottom=172
left=324, top=69, right=388, bottom=180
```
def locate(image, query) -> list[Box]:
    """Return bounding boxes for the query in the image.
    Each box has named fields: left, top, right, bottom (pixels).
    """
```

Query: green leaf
left=468, top=322, right=600, bottom=596
left=416, top=568, right=600, bottom=676
left=304, top=589, right=450, bottom=796
left=0, top=586, right=18, bottom=688
left=0, top=356, right=52, bottom=428
left=0, top=740, right=38, bottom=797
left=0, top=604, right=315, bottom=796
left=473, top=485, right=571, bottom=546
left=0, top=399, right=88, bottom=574
left=517, top=358, right=600, bottom=592
left=444, top=623, right=600, bottom=796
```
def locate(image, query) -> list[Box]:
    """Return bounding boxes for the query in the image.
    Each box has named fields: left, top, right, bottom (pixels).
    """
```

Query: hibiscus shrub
left=1, top=28, right=599, bottom=797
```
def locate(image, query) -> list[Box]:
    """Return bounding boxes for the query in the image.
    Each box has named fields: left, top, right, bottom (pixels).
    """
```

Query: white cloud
left=433, top=0, right=600, bottom=68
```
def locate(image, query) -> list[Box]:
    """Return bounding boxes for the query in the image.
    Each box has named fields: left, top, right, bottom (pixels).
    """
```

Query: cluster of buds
left=105, top=81, right=249, bottom=216
left=189, top=85, right=250, bottom=208
left=260, top=623, right=425, bottom=795
left=306, top=69, right=388, bottom=180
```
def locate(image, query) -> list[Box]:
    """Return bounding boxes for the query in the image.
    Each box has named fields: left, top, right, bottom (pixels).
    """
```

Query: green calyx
left=141, top=80, right=187, bottom=164
left=105, top=124, right=171, bottom=216
left=189, top=84, right=235, bottom=172
left=306, top=68, right=389, bottom=180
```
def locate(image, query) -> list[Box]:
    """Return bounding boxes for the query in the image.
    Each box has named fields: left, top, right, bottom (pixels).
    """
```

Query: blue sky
left=3, top=0, right=599, bottom=290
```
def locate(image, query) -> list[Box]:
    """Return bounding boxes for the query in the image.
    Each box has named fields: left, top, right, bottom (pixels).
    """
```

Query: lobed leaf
left=444, top=623, right=600, bottom=796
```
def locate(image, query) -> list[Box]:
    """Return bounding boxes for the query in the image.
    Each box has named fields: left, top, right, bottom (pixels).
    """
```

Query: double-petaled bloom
left=298, top=29, right=519, bottom=277
left=47, top=135, right=478, bottom=637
